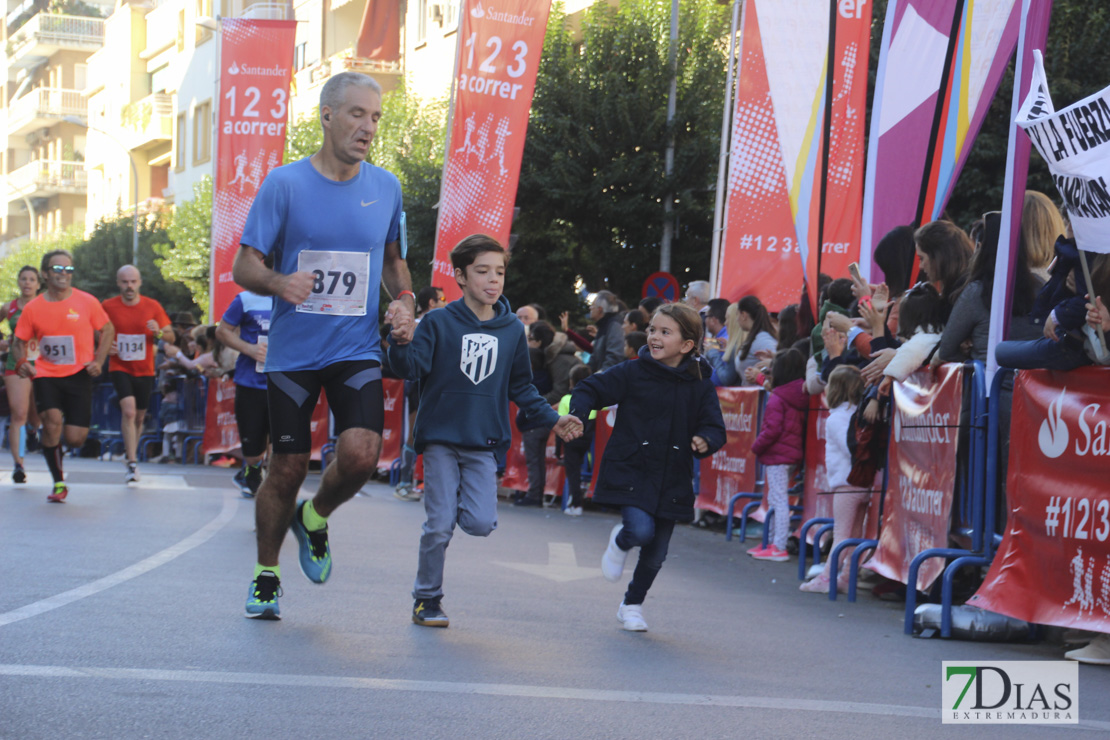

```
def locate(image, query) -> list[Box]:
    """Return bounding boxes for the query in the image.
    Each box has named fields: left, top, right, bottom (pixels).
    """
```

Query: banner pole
left=709, top=0, right=742, bottom=298
left=1078, top=249, right=1110, bottom=361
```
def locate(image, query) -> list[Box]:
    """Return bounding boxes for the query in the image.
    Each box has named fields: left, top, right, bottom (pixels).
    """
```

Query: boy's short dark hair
left=529, top=320, right=555, bottom=349
left=450, top=234, right=506, bottom=273
left=569, top=364, right=592, bottom=387
left=706, top=298, right=729, bottom=324
left=625, top=331, right=647, bottom=353
left=416, top=285, right=441, bottom=313
left=826, top=278, right=855, bottom=309
left=639, top=296, right=663, bottom=315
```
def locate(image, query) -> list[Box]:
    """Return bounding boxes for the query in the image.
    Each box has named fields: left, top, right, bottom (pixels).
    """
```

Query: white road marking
left=495, top=542, right=598, bottom=582
left=15, top=473, right=191, bottom=489
left=3, top=662, right=1108, bottom=730
left=0, top=491, right=239, bottom=628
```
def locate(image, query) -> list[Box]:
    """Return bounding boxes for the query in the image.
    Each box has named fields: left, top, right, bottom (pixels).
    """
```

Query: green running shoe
left=245, top=571, right=281, bottom=620
left=290, top=501, right=331, bottom=584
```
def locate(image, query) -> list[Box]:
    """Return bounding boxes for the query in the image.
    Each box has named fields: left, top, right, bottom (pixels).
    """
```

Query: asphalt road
left=2, top=458, right=1108, bottom=739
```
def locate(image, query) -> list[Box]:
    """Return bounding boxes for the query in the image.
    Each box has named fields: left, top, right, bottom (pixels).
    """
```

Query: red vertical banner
left=501, top=403, right=564, bottom=495
left=588, top=406, right=617, bottom=496
left=209, top=18, right=296, bottom=321
left=697, top=387, right=761, bottom=515
left=865, top=365, right=962, bottom=591
left=970, top=368, right=1110, bottom=632
left=432, top=0, right=553, bottom=300
left=309, top=395, right=330, bottom=462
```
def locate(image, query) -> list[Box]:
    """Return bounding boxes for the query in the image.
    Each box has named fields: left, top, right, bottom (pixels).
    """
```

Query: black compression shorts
left=109, top=371, right=154, bottom=411
left=33, top=370, right=93, bottom=428
left=267, top=360, right=384, bottom=455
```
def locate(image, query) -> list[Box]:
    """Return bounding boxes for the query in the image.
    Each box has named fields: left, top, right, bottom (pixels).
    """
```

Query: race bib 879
left=295, top=250, right=370, bottom=317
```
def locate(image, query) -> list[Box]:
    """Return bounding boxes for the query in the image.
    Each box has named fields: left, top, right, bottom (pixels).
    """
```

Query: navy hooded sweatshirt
left=387, top=296, right=558, bottom=453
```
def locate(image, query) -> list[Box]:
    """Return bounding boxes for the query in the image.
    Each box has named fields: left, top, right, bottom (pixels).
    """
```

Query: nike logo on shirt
left=361, top=200, right=378, bottom=207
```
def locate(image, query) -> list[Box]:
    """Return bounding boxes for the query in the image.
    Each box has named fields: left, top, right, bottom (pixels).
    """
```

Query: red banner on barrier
left=866, top=365, right=962, bottom=591
left=697, top=387, right=760, bottom=515
left=431, top=0, right=553, bottom=300
left=379, top=378, right=405, bottom=469
left=202, top=376, right=239, bottom=456
left=798, top=394, right=832, bottom=542
left=589, top=406, right=617, bottom=496
left=501, top=403, right=565, bottom=496
left=970, top=368, right=1110, bottom=631
left=209, top=19, right=296, bottom=321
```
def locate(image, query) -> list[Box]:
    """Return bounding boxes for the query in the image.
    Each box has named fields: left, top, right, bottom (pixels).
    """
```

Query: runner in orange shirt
left=102, top=265, right=174, bottom=483
left=12, top=250, right=114, bottom=502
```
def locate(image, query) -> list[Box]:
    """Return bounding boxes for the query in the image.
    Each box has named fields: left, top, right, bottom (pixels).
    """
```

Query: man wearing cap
left=233, top=71, right=415, bottom=620
left=101, top=265, right=175, bottom=483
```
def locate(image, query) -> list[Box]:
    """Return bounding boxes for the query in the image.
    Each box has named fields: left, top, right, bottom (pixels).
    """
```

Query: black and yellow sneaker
left=245, top=571, right=282, bottom=620
left=412, top=597, right=449, bottom=628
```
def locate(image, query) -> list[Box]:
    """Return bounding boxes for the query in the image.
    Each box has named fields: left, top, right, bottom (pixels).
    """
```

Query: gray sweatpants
left=413, top=444, right=499, bottom=600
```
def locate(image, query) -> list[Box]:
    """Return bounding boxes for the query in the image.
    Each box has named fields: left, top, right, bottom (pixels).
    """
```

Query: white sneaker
left=601, top=524, right=628, bottom=582
left=617, top=602, right=647, bottom=631
left=1065, top=634, right=1110, bottom=664
left=564, top=506, right=583, bottom=517
left=125, top=462, right=139, bottom=484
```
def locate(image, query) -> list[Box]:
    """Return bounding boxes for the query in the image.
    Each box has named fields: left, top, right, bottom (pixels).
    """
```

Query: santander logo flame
left=1039, top=388, right=1069, bottom=459
left=471, top=2, right=485, bottom=18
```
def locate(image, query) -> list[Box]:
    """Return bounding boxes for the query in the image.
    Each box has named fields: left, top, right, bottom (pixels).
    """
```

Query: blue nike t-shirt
left=240, top=157, right=402, bottom=372
left=222, top=291, right=272, bottom=390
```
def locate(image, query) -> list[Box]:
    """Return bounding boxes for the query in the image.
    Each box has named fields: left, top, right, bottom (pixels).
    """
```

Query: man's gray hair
left=592, top=290, right=622, bottom=314
left=320, top=72, right=382, bottom=123
left=685, top=280, right=711, bottom=305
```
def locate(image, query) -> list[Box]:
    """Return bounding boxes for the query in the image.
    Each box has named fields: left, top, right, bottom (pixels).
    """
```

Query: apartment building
left=0, top=0, right=113, bottom=256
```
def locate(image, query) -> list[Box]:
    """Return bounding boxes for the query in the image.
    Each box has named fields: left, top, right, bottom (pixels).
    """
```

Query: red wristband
left=397, top=290, right=415, bottom=303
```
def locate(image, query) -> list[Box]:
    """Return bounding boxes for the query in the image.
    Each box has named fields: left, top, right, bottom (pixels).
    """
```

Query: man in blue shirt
left=216, top=289, right=272, bottom=497
left=234, top=72, right=416, bottom=620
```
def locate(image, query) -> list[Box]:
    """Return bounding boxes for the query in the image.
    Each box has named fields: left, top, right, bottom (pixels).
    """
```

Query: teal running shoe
left=245, top=571, right=281, bottom=620
left=291, top=500, right=331, bottom=584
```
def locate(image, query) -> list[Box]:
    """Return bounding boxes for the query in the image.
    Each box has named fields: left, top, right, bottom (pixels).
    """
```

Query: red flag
left=356, top=0, right=400, bottom=61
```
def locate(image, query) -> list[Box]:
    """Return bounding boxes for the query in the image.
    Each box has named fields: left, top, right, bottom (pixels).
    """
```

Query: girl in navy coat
left=748, top=348, right=809, bottom=562
left=569, top=303, right=726, bottom=632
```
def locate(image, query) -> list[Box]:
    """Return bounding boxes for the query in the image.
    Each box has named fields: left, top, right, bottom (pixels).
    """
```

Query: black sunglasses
left=49, top=265, right=75, bottom=274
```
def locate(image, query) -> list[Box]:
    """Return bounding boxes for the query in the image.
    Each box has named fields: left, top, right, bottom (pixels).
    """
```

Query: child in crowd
left=387, top=235, right=581, bottom=629
left=558, top=364, right=596, bottom=516
left=800, top=365, right=868, bottom=593
left=749, top=348, right=808, bottom=562
left=624, top=331, right=646, bottom=359
left=570, top=304, right=725, bottom=631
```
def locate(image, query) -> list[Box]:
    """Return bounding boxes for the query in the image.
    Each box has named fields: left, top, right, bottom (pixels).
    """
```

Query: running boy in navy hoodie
left=388, top=235, right=582, bottom=627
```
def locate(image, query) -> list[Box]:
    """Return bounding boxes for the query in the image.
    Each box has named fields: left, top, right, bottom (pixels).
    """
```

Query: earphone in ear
left=324, top=114, right=330, bottom=121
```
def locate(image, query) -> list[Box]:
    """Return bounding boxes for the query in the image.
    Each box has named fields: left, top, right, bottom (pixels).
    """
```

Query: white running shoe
left=564, top=506, right=583, bottom=517
left=617, top=602, right=647, bottom=632
left=601, top=524, right=628, bottom=582
left=1065, top=634, right=1110, bottom=664
left=125, top=462, right=140, bottom=484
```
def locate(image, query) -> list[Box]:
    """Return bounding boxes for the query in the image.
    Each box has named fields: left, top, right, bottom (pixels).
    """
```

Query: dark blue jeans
left=994, top=336, right=1091, bottom=371
left=616, top=506, right=676, bottom=606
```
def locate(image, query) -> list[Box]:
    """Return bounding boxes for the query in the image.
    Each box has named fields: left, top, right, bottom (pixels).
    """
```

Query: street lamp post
left=63, top=116, right=139, bottom=266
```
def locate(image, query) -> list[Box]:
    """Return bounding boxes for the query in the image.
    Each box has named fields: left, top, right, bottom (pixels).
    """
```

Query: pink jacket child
left=751, top=378, right=808, bottom=466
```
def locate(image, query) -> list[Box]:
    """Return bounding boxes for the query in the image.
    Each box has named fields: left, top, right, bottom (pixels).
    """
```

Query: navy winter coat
left=569, top=348, right=726, bottom=522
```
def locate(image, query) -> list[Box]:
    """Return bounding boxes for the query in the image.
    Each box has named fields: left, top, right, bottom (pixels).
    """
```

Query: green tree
left=513, top=0, right=730, bottom=315
left=156, top=176, right=213, bottom=320
left=71, top=212, right=198, bottom=314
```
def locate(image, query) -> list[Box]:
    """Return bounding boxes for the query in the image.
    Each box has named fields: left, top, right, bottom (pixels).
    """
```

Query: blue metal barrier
left=903, top=361, right=988, bottom=635
left=87, top=382, right=124, bottom=458
left=724, top=490, right=761, bottom=541
left=797, top=517, right=833, bottom=580
left=180, top=377, right=208, bottom=464
left=388, top=458, right=402, bottom=487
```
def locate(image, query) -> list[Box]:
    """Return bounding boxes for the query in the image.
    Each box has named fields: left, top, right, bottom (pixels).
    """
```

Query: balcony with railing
left=297, top=52, right=403, bottom=96
left=6, top=88, right=87, bottom=136
left=121, top=93, right=173, bottom=151
left=6, top=159, right=88, bottom=200
left=5, top=13, right=105, bottom=68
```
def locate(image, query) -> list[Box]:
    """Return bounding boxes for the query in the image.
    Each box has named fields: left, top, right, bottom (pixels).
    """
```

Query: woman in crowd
left=734, top=295, right=777, bottom=386
left=1, top=266, right=42, bottom=483
left=587, top=290, right=627, bottom=373
left=934, top=210, right=1045, bottom=364
left=710, top=302, right=746, bottom=387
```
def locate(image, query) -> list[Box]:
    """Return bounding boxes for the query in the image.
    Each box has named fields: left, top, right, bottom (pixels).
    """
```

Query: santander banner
left=866, top=364, right=962, bottom=591
left=697, top=387, right=761, bottom=516
left=799, top=394, right=833, bottom=541
left=432, top=0, right=552, bottom=300
left=970, top=368, right=1110, bottom=631
left=502, top=403, right=565, bottom=495
left=378, top=378, right=406, bottom=469
left=209, top=19, right=296, bottom=321
left=202, top=376, right=330, bottom=460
